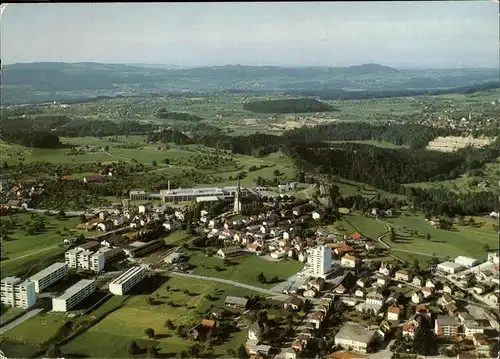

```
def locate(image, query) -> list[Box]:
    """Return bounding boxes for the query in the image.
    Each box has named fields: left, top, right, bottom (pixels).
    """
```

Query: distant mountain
left=1, top=62, right=498, bottom=105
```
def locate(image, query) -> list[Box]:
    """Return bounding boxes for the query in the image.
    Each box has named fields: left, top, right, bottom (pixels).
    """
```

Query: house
left=307, top=311, right=325, bottom=329
left=341, top=255, right=357, bottom=268
left=412, top=291, right=424, bottom=304
left=309, top=277, right=325, bottom=292
left=387, top=305, right=402, bottom=321
left=375, top=275, right=390, bottom=287
left=225, top=296, right=248, bottom=309
left=434, top=315, right=461, bottom=338
left=248, top=321, right=263, bottom=341
left=334, top=322, right=377, bottom=354
left=464, top=320, right=487, bottom=338
left=342, top=297, right=358, bottom=307
left=284, top=296, right=302, bottom=311
left=216, top=246, right=244, bottom=259
left=412, top=276, right=424, bottom=287
left=271, top=251, right=287, bottom=260
left=378, top=263, right=392, bottom=276
left=355, top=288, right=365, bottom=298
left=356, top=278, right=371, bottom=288
left=394, top=269, right=412, bottom=282
left=377, top=320, right=391, bottom=340
left=334, top=245, right=354, bottom=257
left=283, top=348, right=298, bottom=359
left=402, top=322, right=418, bottom=338
left=312, top=211, right=323, bottom=220
left=303, top=289, right=317, bottom=298
left=472, top=333, right=491, bottom=356
left=421, top=287, right=434, bottom=298
left=443, top=284, right=453, bottom=294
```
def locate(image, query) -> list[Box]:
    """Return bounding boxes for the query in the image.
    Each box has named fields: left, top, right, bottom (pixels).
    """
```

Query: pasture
left=187, top=250, right=304, bottom=288
left=0, top=213, right=97, bottom=278
left=60, top=276, right=261, bottom=358
left=383, top=214, right=499, bottom=259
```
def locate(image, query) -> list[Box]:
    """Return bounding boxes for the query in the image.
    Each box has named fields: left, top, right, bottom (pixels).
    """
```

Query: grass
left=0, top=312, right=67, bottom=345
left=383, top=214, right=499, bottom=259
left=61, top=276, right=262, bottom=358
left=163, top=230, right=190, bottom=245
left=325, top=214, right=388, bottom=240
left=0, top=307, right=24, bottom=322
left=187, top=250, right=304, bottom=288
left=1, top=213, right=96, bottom=278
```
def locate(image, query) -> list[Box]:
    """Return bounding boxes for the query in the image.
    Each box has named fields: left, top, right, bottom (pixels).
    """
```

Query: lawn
left=325, top=214, right=387, bottom=240
left=163, top=230, right=190, bottom=245
left=61, top=276, right=261, bottom=358
left=1, top=213, right=95, bottom=278
left=0, top=312, right=67, bottom=345
left=0, top=307, right=24, bottom=323
left=383, top=214, right=499, bottom=259
left=187, top=250, right=304, bottom=288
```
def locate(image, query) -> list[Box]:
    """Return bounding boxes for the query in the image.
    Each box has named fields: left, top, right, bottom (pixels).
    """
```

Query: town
left=1, top=179, right=499, bottom=359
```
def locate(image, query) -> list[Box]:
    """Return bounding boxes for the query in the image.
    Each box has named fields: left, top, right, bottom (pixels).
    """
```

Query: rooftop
left=335, top=322, right=377, bottom=344
left=110, top=266, right=147, bottom=286
left=438, top=261, right=464, bottom=270
left=436, top=315, right=461, bottom=326
left=29, top=262, right=67, bottom=282
left=54, top=279, right=95, bottom=301
left=1, top=276, right=22, bottom=285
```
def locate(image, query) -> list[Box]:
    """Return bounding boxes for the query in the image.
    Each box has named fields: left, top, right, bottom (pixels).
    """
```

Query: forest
left=156, top=108, right=204, bottom=122
left=242, top=98, right=334, bottom=114
left=1, top=131, right=62, bottom=148
left=284, top=122, right=461, bottom=149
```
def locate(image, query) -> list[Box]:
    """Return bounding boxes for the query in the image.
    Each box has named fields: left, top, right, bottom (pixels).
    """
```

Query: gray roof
left=29, top=262, right=67, bottom=282
left=436, top=315, right=461, bottom=326
left=55, top=279, right=95, bottom=301
left=224, top=296, right=248, bottom=307
left=335, top=322, right=377, bottom=344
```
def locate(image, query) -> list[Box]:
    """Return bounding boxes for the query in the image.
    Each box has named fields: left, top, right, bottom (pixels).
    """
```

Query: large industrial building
left=109, top=266, right=148, bottom=295
left=52, top=279, right=96, bottom=312
left=65, top=248, right=105, bottom=273
left=0, top=277, right=37, bottom=309
left=29, top=262, right=68, bottom=293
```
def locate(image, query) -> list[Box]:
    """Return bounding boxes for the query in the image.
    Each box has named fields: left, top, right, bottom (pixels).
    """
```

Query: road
left=0, top=308, right=43, bottom=334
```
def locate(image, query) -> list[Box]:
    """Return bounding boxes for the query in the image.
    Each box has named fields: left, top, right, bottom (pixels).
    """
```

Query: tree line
left=243, top=98, right=334, bottom=114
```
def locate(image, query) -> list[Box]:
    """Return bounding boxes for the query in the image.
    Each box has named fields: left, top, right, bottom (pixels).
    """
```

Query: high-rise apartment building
left=0, top=277, right=37, bottom=309
left=308, top=245, right=332, bottom=277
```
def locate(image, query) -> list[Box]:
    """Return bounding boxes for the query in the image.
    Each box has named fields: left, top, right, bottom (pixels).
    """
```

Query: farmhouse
left=217, top=246, right=244, bottom=259
left=225, top=296, right=248, bottom=309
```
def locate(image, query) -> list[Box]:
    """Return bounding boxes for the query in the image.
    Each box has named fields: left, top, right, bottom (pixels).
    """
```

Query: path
left=2, top=244, right=59, bottom=263
left=0, top=308, right=43, bottom=334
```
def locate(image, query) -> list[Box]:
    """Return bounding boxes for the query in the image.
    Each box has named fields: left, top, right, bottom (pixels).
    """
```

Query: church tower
left=233, top=178, right=241, bottom=214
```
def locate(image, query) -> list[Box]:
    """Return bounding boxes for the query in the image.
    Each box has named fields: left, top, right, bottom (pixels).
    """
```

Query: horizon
left=1, top=2, right=498, bottom=68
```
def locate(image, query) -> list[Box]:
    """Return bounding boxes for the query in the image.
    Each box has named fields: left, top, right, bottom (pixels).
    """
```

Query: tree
left=237, top=344, right=249, bottom=359
left=146, top=346, right=159, bottom=358
left=273, top=169, right=281, bottom=177
left=128, top=340, right=140, bottom=356
left=484, top=244, right=490, bottom=253
left=227, top=349, right=237, bottom=358
left=426, top=233, right=431, bottom=241
left=412, top=259, right=420, bottom=271
left=56, top=209, right=66, bottom=220
left=165, top=319, right=175, bottom=330
left=45, top=345, right=62, bottom=358
left=152, top=160, right=158, bottom=167
left=257, top=272, right=266, bottom=283
left=176, top=350, right=188, bottom=359
left=144, top=328, right=155, bottom=339
left=187, top=344, right=202, bottom=357
left=104, top=145, right=110, bottom=152
left=389, top=227, right=395, bottom=242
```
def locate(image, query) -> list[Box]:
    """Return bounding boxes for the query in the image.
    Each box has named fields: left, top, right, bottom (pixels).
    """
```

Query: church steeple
left=233, top=177, right=241, bottom=214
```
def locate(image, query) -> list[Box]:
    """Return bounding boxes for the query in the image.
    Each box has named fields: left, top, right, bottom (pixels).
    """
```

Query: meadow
left=59, top=276, right=261, bottom=358
left=187, top=250, right=304, bottom=289
left=0, top=213, right=98, bottom=278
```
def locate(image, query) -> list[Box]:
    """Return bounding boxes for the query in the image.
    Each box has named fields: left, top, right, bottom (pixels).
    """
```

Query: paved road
left=0, top=308, right=43, bottom=334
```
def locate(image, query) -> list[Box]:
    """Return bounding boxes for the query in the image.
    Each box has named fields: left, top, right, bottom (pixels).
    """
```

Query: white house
left=412, top=291, right=424, bottom=304
left=341, top=255, right=357, bottom=268
left=138, top=205, right=146, bottom=214
left=271, top=251, right=287, bottom=260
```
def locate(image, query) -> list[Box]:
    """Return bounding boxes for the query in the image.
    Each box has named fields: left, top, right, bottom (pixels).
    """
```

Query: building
left=224, top=296, right=248, bottom=309
left=464, top=320, right=487, bottom=338
left=455, top=256, right=481, bottom=268
left=159, top=184, right=259, bottom=203
left=437, top=261, right=464, bottom=274
left=434, top=315, right=461, bottom=338
left=216, top=246, right=244, bottom=259
left=341, top=255, right=357, bottom=268
left=129, top=190, right=150, bottom=201
left=109, top=266, right=148, bottom=295
left=28, top=262, right=68, bottom=293
left=334, top=322, right=377, bottom=354
left=487, top=250, right=499, bottom=264
left=308, top=245, right=332, bottom=277
left=387, top=305, right=402, bottom=321
left=0, top=277, right=37, bottom=309
left=248, top=321, right=263, bottom=341
left=394, top=269, right=412, bottom=282
left=65, top=248, right=105, bottom=273
left=52, top=279, right=96, bottom=312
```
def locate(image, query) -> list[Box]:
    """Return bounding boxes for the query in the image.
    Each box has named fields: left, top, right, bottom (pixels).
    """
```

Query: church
left=233, top=178, right=261, bottom=214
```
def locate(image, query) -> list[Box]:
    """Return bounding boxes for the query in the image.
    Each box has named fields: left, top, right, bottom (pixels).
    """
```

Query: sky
left=1, top=2, right=499, bottom=68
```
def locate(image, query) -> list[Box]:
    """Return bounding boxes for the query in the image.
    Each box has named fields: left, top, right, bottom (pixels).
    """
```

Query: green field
left=187, top=250, right=303, bottom=288
left=384, top=214, right=499, bottom=259
left=0, top=213, right=98, bottom=278
left=60, top=276, right=261, bottom=358
left=1, top=312, right=67, bottom=345
left=325, top=214, right=388, bottom=240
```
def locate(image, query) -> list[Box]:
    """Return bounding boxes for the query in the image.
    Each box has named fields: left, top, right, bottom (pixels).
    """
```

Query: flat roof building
left=334, top=322, right=377, bottom=354
left=109, top=266, right=148, bottom=295
left=437, top=261, right=464, bottom=274
left=29, top=262, right=68, bottom=293
left=52, top=279, right=95, bottom=312
left=455, top=256, right=482, bottom=268
left=1, top=277, right=37, bottom=309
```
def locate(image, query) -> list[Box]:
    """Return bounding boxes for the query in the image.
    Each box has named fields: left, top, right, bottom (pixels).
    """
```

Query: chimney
left=168, top=180, right=170, bottom=191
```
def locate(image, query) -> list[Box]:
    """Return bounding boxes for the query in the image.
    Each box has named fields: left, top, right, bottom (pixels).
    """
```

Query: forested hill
left=2, top=62, right=498, bottom=104
left=284, top=122, right=460, bottom=149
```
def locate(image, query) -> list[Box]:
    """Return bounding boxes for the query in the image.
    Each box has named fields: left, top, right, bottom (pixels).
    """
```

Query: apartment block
left=435, top=315, right=461, bottom=338
left=1, top=277, right=37, bottom=309
left=52, top=279, right=96, bottom=312
left=29, top=262, right=68, bottom=293
left=308, top=245, right=332, bottom=277
left=65, top=248, right=105, bottom=273
left=109, top=266, right=148, bottom=295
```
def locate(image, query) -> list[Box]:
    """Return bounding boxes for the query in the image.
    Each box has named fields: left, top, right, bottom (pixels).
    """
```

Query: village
left=1, top=179, right=499, bottom=359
